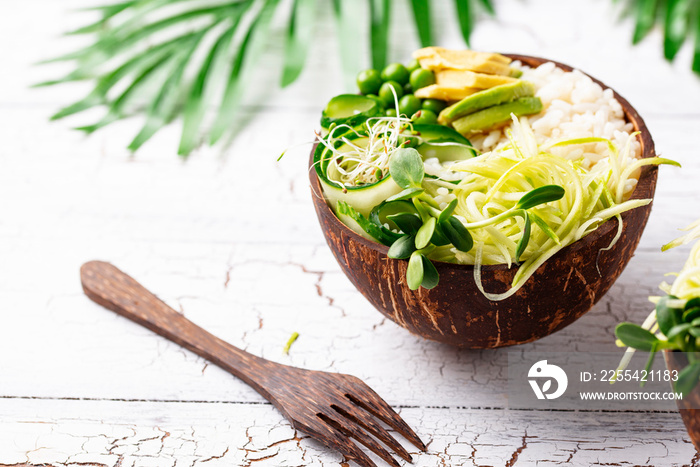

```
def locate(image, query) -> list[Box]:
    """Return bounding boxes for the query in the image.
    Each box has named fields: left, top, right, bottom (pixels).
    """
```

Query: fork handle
left=80, top=260, right=280, bottom=395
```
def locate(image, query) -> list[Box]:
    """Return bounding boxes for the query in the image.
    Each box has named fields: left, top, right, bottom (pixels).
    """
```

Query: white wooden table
left=2, top=0, right=700, bottom=465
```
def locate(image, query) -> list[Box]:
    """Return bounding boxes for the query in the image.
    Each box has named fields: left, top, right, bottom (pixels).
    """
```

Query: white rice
left=424, top=62, right=643, bottom=205
left=469, top=61, right=641, bottom=171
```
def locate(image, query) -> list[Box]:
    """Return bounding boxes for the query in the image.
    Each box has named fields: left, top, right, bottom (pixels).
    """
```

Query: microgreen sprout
left=283, top=332, right=300, bottom=355
left=614, top=218, right=700, bottom=395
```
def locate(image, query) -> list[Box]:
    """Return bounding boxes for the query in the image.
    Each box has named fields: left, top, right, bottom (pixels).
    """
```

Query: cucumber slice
left=314, top=138, right=402, bottom=217
left=410, top=124, right=472, bottom=145
left=321, top=94, right=381, bottom=129
left=452, top=97, right=543, bottom=135
left=336, top=201, right=394, bottom=243
left=439, top=81, right=536, bottom=124
left=417, top=142, right=475, bottom=162
left=406, top=124, right=476, bottom=161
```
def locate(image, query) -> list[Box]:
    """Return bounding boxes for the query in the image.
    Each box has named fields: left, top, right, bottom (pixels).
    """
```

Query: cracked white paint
left=2, top=0, right=700, bottom=465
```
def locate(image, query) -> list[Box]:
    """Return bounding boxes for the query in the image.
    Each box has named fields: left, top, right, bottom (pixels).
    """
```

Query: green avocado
left=439, top=80, right=536, bottom=124
left=451, top=97, right=544, bottom=135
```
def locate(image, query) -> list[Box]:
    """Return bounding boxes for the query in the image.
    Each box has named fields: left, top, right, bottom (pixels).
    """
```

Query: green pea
left=399, top=95, right=422, bottom=118
left=356, top=69, right=382, bottom=95
left=410, top=68, right=436, bottom=91
left=422, top=98, right=447, bottom=114
left=381, top=63, right=410, bottom=85
left=386, top=108, right=397, bottom=117
left=411, top=109, right=438, bottom=125
left=378, top=80, right=404, bottom=107
left=407, top=59, right=421, bottom=73
left=403, top=82, right=413, bottom=94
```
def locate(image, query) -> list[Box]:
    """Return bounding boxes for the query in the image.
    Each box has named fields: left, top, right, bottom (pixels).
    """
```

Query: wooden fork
left=80, top=261, right=426, bottom=467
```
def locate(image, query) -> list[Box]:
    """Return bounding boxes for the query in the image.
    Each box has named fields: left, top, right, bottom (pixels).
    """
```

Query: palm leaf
left=621, top=0, right=700, bottom=75
left=67, top=1, right=137, bottom=35
left=76, top=51, right=177, bottom=134
left=209, top=0, right=279, bottom=145
left=178, top=23, right=240, bottom=156
left=369, top=0, right=391, bottom=70
left=41, top=0, right=499, bottom=156
left=454, top=0, right=474, bottom=47
left=128, top=30, right=207, bottom=152
left=331, top=0, right=362, bottom=89
left=694, top=4, right=700, bottom=72
left=664, top=0, right=692, bottom=60
left=633, top=0, right=659, bottom=44
left=476, top=0, right=495, bottom=15
left=47, top=32, right=195, bottom=116
left=281, top=0, right=318, bottom=87
left=409, top=0, right=433, bottom=47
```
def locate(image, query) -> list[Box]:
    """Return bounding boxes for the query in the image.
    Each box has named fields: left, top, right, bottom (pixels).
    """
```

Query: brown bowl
left=664, top=351, right=700, bottom=451
left=309, top=54, right=658, bottom=348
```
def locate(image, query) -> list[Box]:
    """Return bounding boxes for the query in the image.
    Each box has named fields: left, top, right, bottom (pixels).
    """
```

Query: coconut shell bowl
left=309, top=55, right=659, bottom=349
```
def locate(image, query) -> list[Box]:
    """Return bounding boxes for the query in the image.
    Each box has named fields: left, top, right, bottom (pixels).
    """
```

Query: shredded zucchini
left=446, top=116, right=675, bottom=300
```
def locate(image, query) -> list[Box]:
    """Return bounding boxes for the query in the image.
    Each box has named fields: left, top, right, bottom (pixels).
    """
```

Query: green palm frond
left=620, top=0, right=700, bottom=74
left=40, top=0, right=495, bottom=156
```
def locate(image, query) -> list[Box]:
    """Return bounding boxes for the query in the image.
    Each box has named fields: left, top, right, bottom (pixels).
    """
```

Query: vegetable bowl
left=309, top=53, right=662, bottom=348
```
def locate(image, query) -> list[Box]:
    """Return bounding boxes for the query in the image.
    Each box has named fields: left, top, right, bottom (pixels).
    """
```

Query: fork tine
left=319, top=413, right=400, bottom=467
left=332, top=403, right=413, bottom=462
left=346, top=391, right=427, bottom=452
left=317, top=413, right=380, bottom=467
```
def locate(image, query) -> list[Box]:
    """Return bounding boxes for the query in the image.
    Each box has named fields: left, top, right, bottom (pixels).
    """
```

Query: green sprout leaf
left=675, top=361, right=700, bottom=396
left=615, top=323, right=659, bottom=351
left=656, top=296, right=683, bottom=336
left=442, top=216, right=473, bottom=252
left=388, top=235, right=416, bottom=259
left=515, top=212, right=532, bottom=263
left=516, top=185, right=566, bottom=211
left=438, top=198, right=458, bottom=223
left=415, top=217, right=436, bottom=249
left=387, top=186, right=424, bottom=202
left=666, top=323, right=694, bottom=340
left=387, top=213, right=422, bottom=235
left=421, top=255, right=439, bottom=289
left=407, top=251, right=424, bottom=290
left=686, top=308, right=700, bottom=322
left=389, top=148, right=424, bottom=189
left=685, top=297, right=700, bottom=311
left=431, top=223, right=451, bottom=246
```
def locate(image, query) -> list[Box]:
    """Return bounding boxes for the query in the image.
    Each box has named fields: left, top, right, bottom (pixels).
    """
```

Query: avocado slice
left=451, top=97, right=544, bottom=135
left=435, top=69, right=518, bottom=89
left=439, top=81, right=537, bottom=124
